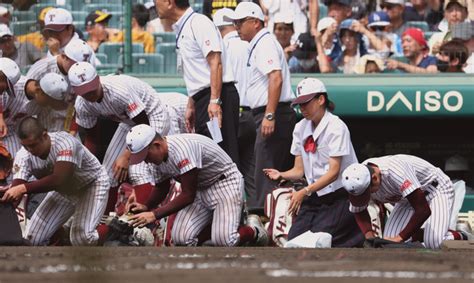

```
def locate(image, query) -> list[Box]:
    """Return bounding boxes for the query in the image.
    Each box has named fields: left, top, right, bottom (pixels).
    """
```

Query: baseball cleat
left=247, top=214, right=269, bottom=246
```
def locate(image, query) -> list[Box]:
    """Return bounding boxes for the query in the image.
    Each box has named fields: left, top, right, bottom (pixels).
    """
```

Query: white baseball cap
left=44, top=8, right=73, bottom=32
left=383, top=0, right=405, bottom=5
left=223, top=2, right=264, bottom=22
left=317, top=17, right=337, bottom=32
left=39, top=73, right=68, bottom=101
left=213, top=8, right=235, bottom=27
left=68, top=62, right=99, bottom=96
left=126, top=124, right=156, bottom=165
left=0, top=6, right=9, bottom=17
left=64, top=39, right=95, bottom=65
left=273, top=12, right=293, bottom=24
left=0, top=23, right=12, bottom=38
left=341, top=163, right=371, bottom=196
left=291, top=78, right=327, bottom=106
left=445, top=155, right=469, bottom=172
left=0, top=57, right=21, bottom=86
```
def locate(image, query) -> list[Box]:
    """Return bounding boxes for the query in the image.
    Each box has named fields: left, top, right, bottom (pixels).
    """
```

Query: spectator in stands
left=17, top=6, right=53, bottom=53
left=382, top=0, right=409, bottom=36
left=0, top=24, right=41, bottom=70
left=450, top=22, right=473, bottom=73
left=318, top=17, right=338, bottom=56
left=366, top=11, right=402, bottom=57
left=289, top=32, right=320, bottom=73
left=203, top=0, right=240, bottom=19
left=0, top=6, right=10, bottom=26
left=272, top=12, right=295, bottom=61
left=404, top=0, right=443, bottom=31
left=429, top=0, right=469, bottom=55
left=85, top=10, right=113, bottom=52
left=324, top=0, right=352, bottom=24
left=144, top=1, right=174, bottom=33
left=353, top=54, right=385, bottom=73
left=43, top=8, right=80, bottom=56
left=110, top=4, right=155, bottom=53
left=350, top=17, right=390, bottom=58
left=386, top=28, right=438, bottom=73
left=333, top=19, right=368, bottom=74
left=261, top=0, right=308, bottom=38
left=436, top=39, right=469, bottom=72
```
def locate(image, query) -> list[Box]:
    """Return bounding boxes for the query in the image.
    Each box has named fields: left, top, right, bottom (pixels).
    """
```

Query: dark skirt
left=288, top=188, right=365, bottom=248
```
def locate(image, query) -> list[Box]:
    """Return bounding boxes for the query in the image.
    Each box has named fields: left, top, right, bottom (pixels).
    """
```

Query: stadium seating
left=153, top=32, right=175, bottom=44
left=406, top=21, right=430, bottom=32
left=11, top=11, right=36, bottom=22
left=155, top=42, right=177, bottom=74
left=108, top=11, right=124, bottom=29
left=95, top=53, right=108, bottom=65
left=29, top=3, right=72, bottom=14
left=119, top=53, right=165, bottom=73
left=71, top=11, right=88, bottom=23
left=98, top=42, right=145, bottom=64
left=10, top=21, right=36, bottom=35
left=82, top=4, right=124, bottom=13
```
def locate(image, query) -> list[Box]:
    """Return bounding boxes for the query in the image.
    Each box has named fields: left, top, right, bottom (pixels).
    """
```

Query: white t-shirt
left=290, top=111, right=358, bottom=196
left=246, top=28, right=294, bottom=109
left=172, top=8, right=233, bottom=97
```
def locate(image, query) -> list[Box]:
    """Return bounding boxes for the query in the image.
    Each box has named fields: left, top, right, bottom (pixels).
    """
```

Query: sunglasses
left=233, top=17, right=255, bottom=27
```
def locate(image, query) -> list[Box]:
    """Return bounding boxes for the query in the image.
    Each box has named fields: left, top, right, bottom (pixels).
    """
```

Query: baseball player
left=0, top=117, right=110, bottom=246
left=157, top=92, right=189, bottom=134
left=342, top=154, right=473, bottom=249
left=0, top=58, right=29, bottom=160
left=125, top=124, right=268, bottom=247
left=68, top=62, right=171, bottom=210
left=24, top=73, right=77, bottom=134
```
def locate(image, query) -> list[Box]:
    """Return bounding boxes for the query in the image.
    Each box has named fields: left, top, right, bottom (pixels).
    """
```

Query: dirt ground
left=0, top=245, right=473, bottom=283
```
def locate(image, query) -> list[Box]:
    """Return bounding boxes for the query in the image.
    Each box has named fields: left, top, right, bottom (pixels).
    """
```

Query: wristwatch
left=210, top=98, right=222, bottom=105
left=303, top=187, right=312, bottom=196
left=264, top=112, right=275, bottom=121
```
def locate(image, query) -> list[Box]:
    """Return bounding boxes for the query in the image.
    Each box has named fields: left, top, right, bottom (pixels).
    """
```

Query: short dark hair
left=440, top=39, right=469, bottom=66
left=174, top=0, right=190, bottom=9
left=273, top=22, right=294, bottom=33
left=17, top=116, right=46, bottom=140
left=132, top=4, right=150, bottom=28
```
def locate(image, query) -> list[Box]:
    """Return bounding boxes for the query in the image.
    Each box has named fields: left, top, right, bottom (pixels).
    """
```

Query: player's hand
left=113, top=154, right=129, bottom=183
left=386, top=59, right=399, bottom=70
left=129, top=211, right=156, bottom=227
left=0, top=118, right=7, bottom=138
left=185, top=104, right=195, bottom=133
left=46, top=37, right=61, bottom=55
left=125, top=190, right=137, bottom=212
left=384, top=235, right=403, bottom=243
left=263, top=168, right=281, bottom=181
left=208, top=103, right=222, bottom=128
left=288, top=190, right=305, bottom=216
left=1, top=184, right=26, bottom=203
left=127, top=202, right=148, bottom=214
left=261, top=119, right=275, bottom=138
left=350, top=20, right=366, bottom=34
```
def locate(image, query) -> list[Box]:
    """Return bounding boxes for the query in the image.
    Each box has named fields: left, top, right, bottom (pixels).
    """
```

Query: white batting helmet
left=341, top=163, right=371, bottom=196
left=0, top=58, right=21, bottom=86
left=39, top=73, right=69, bottom=101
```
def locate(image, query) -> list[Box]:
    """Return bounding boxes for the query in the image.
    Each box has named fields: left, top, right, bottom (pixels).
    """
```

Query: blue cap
left=339, top=19, right=355, bottom=31
left=367, top=11, right=390, bottom=28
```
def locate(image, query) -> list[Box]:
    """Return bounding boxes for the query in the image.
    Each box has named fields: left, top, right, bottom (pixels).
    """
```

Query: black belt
left=303, top=187, right=348, bottom=206
left=251, top=102, right=291, bottom=115
left=240, top=106, right=251, bottom=112
left=192, top=82, right=235, bottom=102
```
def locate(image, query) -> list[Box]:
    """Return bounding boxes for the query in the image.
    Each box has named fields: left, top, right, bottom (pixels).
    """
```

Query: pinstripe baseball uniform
left=74, top=75, right=171, bottom=187
left=0, top=76, right=29, bottom=160
left=157, top=92, right=189, bottom=134
left=13, top=132, right=110, bottom=246
left=143, top=134, right=244, bottom=247
left=349, top=154, right=455, bottom=249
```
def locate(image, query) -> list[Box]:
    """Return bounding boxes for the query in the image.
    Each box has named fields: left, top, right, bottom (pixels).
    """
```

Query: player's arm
left=393, top=188, right=431, bottom=241
left=1, top=161, right=75, bottom=202
left=206, top=51, right=223, bottom=127
left=81, top=125, right=100, bottom=155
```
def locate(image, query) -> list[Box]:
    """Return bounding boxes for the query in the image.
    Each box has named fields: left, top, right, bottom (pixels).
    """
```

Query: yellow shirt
left=109, top=29, right=155, bottom=53
left=17, top=31, right=45, bottom=51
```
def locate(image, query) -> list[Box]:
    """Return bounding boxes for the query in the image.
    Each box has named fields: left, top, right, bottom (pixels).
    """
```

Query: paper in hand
left=206, top=117, right=223, bottom=143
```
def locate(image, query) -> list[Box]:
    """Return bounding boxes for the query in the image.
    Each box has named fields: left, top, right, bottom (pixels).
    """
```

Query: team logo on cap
left=49, top=14, right=56, bottom=22
left=77, top=73, right=87, bottom=82
left=83, top=54, right=90, bottom=62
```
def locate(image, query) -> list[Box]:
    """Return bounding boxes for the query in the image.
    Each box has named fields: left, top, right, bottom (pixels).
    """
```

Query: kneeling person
left=126, top=125, right=267, bottom=246
left=0, top=117, right=110, bottom=246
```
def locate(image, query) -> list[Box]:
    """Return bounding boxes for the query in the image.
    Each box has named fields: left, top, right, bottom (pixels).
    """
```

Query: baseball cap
left=451, top=22, right=473, bottom=40
left=126, top=124, right=156, bottom=165
left=402, top=28, right=427, bottom=49
left=341, top=163, right=371, bottom=196
left=44, top=8, right=73, bottom=32
left=85, top=10, right=112, bottom=27
left=68, top=62, right=100, bottom=96
left=0, top=6, right=9, bottom=17
left=444, top=0, right=467, bottom=9
left=0, top=58, right=21, bottom=86
left=291, top=78, right=327, bottom=106
left=339, top=18, right=355, bottom=31
left=223, top=2, right=264, bottom=22
left=0, top=24, right=12, bottom=37
left=324, top=0, right=351, bottom=7
left=38, top=6, right=54, bottom=22
left=144, top=1, right=155, bottom=10
left=445, top=155, right=469, bottom=172
left=273, top=12, right=293, bottom=24
left=317, top=17, right=337, bottom=32
left=383, top=0, right=405, bottom=5
left=353, top=54, right=385, bottom=74
left=39, top=73, right=69, bottom=101
left=367, top=11, right=390, bottom=27
left=213, top=8, right=235, bottom=27
left=293, top=32, right=317, bottom=59
left=64, top=39, right=95, bottom=64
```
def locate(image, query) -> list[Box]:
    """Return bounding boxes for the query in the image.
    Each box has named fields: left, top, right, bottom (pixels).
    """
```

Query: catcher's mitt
left=103, top=214, right=154, bottom=246
left=0, top=144, right=12, bottom=181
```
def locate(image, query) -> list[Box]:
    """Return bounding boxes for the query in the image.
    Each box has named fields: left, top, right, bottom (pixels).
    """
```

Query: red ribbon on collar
left=304, top=136, right=317, bottom=153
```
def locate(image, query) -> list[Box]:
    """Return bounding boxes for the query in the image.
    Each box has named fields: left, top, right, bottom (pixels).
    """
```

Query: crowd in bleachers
left=0, top=0, right=472, bottom=75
